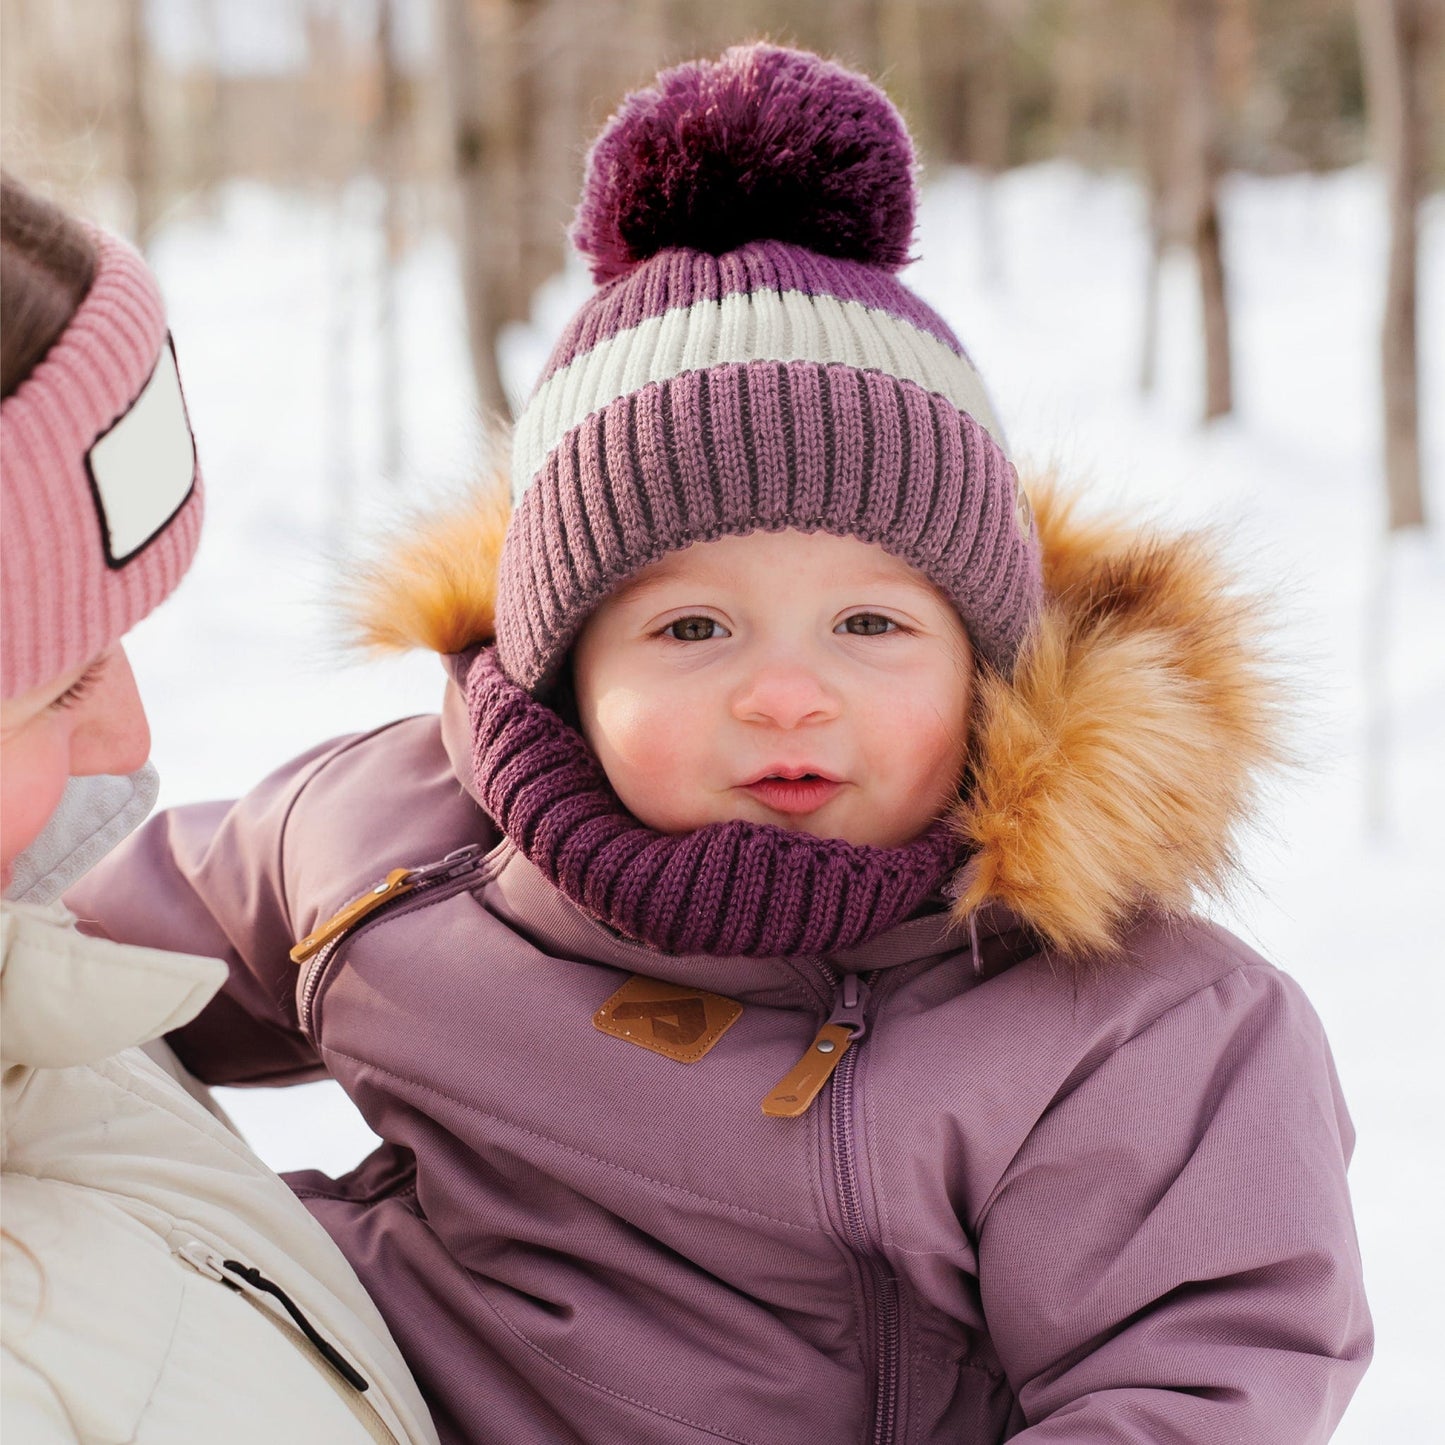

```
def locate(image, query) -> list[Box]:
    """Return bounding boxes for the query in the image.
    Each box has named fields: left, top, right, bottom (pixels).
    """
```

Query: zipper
left=765, top=963, right=902, bottom=1445
left=175, top=1238, right=402, bottom=1444
left=762, top=970, right=870, bottom=1117
left=295, top=843, right=488, bottom=1034
left=830, top=993, right=901, bottom=1445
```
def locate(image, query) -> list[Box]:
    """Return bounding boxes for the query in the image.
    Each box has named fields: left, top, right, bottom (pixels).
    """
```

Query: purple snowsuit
left=69, top=490, right=1371, bottom=1443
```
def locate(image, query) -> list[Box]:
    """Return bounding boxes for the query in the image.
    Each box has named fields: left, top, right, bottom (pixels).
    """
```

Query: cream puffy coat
left=0, top=900, right=440, bottom=1445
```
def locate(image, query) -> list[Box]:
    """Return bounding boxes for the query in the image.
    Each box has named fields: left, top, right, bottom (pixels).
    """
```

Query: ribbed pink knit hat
left=1, top=226, right=203, bottom=700
left=495, top=44, right=1041, bottom=695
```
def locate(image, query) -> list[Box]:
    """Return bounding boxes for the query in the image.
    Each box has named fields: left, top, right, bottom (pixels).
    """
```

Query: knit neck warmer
left=465, top=648, right=961, bottom=958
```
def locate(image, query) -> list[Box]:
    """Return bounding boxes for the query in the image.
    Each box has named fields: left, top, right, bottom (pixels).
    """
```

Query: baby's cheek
left=592, top=692, right=711, bottom=830
left=887, top=694, right=970, bottom=800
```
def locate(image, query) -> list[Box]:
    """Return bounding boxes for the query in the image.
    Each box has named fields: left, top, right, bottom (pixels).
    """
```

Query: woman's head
left=0, top=175, right=203, bottom=883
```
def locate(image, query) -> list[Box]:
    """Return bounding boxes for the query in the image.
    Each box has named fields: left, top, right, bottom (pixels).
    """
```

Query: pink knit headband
left=0, top=227, right=203, bottom=700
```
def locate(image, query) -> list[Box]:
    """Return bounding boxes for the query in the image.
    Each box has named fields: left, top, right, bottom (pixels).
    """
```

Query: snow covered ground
left=119, top=163, right=1441, bottom=1438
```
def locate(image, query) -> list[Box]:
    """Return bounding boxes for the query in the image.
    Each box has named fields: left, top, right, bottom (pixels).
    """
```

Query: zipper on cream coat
left=173, top=1232, right=400, bottom=1445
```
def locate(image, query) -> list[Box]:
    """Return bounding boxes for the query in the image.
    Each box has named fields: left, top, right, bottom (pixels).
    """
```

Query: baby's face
left=571, top=530, right=973, bottom=849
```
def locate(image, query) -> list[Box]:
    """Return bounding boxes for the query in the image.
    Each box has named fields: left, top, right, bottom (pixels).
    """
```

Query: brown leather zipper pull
left=762, top=1024, right=855, bottom=1117
left=290, top=869, right=414, bottom=964
left=762, top=973, right=871, bottom=1118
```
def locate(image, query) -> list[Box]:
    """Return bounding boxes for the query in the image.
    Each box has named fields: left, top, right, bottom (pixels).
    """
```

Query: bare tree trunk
left=376, top=0, right=407, bottom=481
left=439, top=0, right=513, bottom=425
left=191, top=0, right=227, bottom=216
left=836, top=0, right=881, bottom=76
left=969, top=0, right=1014, bottom=287
left=525, top=0, right=587, bottom=299
left=1355, top=0, right=1428, bottom=532
left=1176, top=0, right=1232, bottom=421
left=879, top=0, right=926, bottom=148
left=1132, top=6, right=1173, bottom=394
left=509, top=0, right=552, bottom=319
left=121, top=0, right=158, bottom=248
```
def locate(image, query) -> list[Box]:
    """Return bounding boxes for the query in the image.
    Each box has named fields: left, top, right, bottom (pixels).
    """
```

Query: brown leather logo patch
left=593, top=976, right=743, bottom=1063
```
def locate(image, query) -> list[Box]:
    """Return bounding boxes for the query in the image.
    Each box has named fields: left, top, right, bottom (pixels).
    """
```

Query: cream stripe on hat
left=511, top=289, right=1003, bottom=503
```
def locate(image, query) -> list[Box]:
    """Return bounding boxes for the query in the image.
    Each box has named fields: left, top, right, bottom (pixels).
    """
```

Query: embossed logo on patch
left=594, top=976, right=743, bottom=1063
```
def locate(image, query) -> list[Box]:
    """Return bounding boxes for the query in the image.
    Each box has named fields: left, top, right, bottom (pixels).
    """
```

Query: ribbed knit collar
left=464, top=648, right=962, bottom=958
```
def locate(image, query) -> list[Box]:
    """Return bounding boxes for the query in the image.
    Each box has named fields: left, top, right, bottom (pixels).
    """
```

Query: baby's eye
left=839, top=613, right=896, bottom=637
left=664, top=616, right=727, bottom=642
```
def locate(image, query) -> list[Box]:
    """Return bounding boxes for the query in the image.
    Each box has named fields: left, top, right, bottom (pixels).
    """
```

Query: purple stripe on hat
left=539, top=241, right=966, bottom=386
left=494, top=359, right=1040, bottom=695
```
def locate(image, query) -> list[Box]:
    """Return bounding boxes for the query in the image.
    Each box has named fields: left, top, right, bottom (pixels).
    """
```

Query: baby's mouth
left=740, top=770, right=844, bottom=817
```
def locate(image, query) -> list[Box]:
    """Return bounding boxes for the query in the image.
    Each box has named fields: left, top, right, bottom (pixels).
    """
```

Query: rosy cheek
left=0, top=735, right=71, bottom=874
left=591, top=688, right=710, bottom=831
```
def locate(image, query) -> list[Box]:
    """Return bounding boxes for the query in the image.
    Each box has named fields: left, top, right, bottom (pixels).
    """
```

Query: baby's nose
left=731, top=664, right=840, bottom=729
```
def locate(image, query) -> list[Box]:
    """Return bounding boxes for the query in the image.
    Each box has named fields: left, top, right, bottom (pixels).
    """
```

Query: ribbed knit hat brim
left=497, top=353, right=1037, bottom=694
left=1, top=229, right=202, bottom=700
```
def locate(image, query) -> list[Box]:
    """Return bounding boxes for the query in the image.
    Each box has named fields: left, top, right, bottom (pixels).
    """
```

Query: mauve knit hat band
left=0, top=228, right=202, bottom=700
left=495, top=45, right=1042, bottom=695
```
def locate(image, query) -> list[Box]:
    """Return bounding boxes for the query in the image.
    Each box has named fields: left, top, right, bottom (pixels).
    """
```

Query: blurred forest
left=2, top=0, right=1440, bottom=517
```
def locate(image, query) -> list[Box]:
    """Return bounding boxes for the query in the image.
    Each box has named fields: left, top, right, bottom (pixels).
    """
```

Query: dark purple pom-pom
left=573, top=44, right=917, bottom=284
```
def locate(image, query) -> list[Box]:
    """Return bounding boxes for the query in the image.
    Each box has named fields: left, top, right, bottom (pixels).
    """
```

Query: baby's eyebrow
left=606, top=562, right=689, bottom=606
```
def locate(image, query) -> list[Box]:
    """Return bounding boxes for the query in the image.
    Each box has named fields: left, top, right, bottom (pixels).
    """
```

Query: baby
left=71, top=45, right=1371, bottom=1445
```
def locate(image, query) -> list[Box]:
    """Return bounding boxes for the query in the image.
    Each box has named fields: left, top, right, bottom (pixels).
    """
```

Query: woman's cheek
left=0, top=728, right=71, bottom=875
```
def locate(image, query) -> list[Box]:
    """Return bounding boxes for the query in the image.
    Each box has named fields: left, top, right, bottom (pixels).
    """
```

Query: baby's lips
left=740, top=764, right=843, bottom=787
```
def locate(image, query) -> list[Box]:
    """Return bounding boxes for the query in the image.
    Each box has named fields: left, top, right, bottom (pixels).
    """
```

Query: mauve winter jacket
left=68, top=482, right=1371, bottom=1443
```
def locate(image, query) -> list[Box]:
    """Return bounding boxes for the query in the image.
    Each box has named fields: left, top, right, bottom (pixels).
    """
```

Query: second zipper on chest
left=294, top=843, right=493, bottom=1035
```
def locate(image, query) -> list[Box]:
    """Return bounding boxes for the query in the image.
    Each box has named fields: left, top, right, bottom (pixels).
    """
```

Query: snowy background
left=117, top=164, right=1441, bottom=1438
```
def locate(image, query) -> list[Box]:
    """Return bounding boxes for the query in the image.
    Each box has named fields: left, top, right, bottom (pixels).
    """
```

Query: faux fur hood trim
left=346, top=473, right=1287, bottom=959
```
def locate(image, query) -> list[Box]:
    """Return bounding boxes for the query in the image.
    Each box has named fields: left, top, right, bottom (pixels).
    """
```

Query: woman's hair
left=1, top=173, right=97, bottom=400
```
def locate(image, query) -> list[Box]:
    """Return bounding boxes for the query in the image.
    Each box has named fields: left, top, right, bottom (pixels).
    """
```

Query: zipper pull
left=290, top=869, right=415, bottom=964
left=405, top=843, right=485, bottom=887
left=762, top=973, right=871, bottom=1118
left=289, top=846, right=485, bottom=965
left=176, top=1237, right=227, bottom=1281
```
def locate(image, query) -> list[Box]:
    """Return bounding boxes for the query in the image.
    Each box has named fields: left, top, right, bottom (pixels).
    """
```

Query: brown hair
left=1, top=173, right=97, bottom=401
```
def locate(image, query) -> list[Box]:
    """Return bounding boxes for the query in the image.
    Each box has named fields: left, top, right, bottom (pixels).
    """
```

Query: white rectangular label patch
left=87, top=337, right=197, bottom=565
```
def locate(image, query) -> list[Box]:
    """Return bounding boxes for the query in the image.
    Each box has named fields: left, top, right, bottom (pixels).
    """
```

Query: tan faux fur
left=345, top=470, right=1287, bottom=958
left=343, top=483, right=511, bottom=657
left=950, top=477, right=1287, bottom=957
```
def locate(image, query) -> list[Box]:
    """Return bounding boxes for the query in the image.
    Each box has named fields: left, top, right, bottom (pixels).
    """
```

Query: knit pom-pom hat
left=496, top=43, right=1041, bottom=695
left=1, top=227, right=203, bottom=700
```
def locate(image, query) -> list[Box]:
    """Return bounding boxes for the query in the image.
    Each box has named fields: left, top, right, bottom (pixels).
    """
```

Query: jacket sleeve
left=977, top=961, right=1372, bottom=1442
left=64, top=736, right=359, bottom=1087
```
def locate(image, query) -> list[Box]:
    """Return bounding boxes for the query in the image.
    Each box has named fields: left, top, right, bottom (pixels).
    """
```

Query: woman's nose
left=70, top=647, right=152, bottom=778
left=731, top=658, right=840, bottom=730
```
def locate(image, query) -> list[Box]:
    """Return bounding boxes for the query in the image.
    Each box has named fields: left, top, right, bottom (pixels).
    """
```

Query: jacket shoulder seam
left=274, top=715, right=435, bottom=933
left=975, top=955, right=1263, bottom=1231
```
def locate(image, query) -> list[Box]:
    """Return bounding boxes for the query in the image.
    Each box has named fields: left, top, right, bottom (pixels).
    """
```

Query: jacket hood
left=344, top=475, right=1286, bottom=958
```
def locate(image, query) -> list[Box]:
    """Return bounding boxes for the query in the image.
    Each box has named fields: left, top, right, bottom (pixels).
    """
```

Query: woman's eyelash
left=50, top=659, right=107, bottom=711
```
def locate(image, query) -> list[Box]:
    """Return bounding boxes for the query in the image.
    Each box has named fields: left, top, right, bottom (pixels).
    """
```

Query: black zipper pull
left=220, top=1259, right=370, bottom=1392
